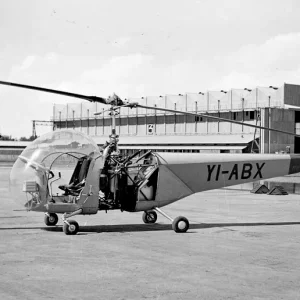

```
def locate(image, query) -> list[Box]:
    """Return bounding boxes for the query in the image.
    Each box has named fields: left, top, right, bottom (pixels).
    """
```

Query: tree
left=19, top=136, right=36, bottom=141
left=0, top=135, right=15, bottom=141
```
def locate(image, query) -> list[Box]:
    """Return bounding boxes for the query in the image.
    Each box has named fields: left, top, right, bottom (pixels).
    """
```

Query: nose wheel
left=63, top=220, right=79, bottom=235
left=61, top=208, right=83, bottom=235
left=44, top=213, right=58, bottom=226
left=142, top=210, right=158, bottom=224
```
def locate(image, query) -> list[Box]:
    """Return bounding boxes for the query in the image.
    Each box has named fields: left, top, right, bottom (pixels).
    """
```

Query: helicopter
left=2, top=80, right=300, bottom=235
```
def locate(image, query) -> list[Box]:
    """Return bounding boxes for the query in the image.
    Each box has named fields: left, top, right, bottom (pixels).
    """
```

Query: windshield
left=20, top=129, right=99, bottom=165
left=9, top=129, right=100, bottom=207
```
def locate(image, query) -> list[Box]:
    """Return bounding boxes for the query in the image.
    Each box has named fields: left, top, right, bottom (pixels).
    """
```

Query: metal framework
left=32, top=120, right=54, bottom=138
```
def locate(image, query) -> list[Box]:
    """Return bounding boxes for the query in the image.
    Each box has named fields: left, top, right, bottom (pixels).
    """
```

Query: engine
left=98, top=150, right=159, bottom=212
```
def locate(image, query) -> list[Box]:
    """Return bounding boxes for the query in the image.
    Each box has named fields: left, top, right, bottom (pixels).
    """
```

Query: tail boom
left=155, top=153, right=300, bottom=197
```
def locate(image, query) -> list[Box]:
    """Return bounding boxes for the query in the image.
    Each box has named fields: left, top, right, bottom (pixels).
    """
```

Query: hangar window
left=295, top=110, right=300, bottom=122
left=250, top=111, right=255, bottom=120
left=233, top=112, right=237, bottom=120
left=195, top=116, right=204, bottom=122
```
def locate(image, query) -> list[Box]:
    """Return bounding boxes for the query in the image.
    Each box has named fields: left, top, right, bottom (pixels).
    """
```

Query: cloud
left=5, top=31, right=300, bottom=138
left=111, top=36, right=131, bottom=48
left=82, top=53, right=153, bottom=81
left=232, top=32, right=300, bottom=71
left=76, top=32, right=300, bottom=97
left=78, top=53, right=155, bottom=97
left=20, top=55, right=36, bottom=70
left=8, top=52, right=61, bottom=82
left=45, top=52, right=59, bottom=63
left=217, top=32, right=300, bottom=89
left=59, top=53, right=223, bottom=99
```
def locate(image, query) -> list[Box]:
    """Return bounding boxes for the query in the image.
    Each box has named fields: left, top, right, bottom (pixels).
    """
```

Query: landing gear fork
left=153, top=207, right=189, bottom=233
left=44, top=212, right=58, bottom=226
left=62, top=208, right=83, bottom=235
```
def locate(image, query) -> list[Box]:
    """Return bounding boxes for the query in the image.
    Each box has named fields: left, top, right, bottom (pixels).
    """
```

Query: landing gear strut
left=153, top=207, right=189, bottom=233
left=44, top=213, right=58, bottom=226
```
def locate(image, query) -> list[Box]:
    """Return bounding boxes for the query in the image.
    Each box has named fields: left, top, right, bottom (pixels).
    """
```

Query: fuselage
left=12, top=151, right=300, bottom=214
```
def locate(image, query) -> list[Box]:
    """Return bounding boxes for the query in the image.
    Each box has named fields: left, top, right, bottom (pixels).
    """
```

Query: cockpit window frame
left=41, top=151, right=88, bottom=170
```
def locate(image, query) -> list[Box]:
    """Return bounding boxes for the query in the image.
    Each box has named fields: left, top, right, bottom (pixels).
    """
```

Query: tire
left=172, top=216, right=189, bottom=233
left=63, top=220, right=79, bottom=235
left=142, top=211, right=157, bottom=224
left=44, top=213, right=59, bottom=226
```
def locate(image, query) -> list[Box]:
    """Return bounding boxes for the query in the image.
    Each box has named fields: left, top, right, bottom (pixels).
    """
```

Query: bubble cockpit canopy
left=9, top=130, right=100, bottom=208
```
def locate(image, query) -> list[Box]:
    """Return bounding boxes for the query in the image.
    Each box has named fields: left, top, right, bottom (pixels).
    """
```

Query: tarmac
left=1, top=165, right=300, bottom=300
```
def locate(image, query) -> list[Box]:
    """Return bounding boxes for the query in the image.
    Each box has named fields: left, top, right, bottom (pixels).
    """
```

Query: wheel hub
left=69, top=224, right=76, bottom=232
left=178, top=221, right=186, bottom=230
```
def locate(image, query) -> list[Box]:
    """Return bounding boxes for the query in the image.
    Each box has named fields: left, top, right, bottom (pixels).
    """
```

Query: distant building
left=51, top=83, right=300, bottom=155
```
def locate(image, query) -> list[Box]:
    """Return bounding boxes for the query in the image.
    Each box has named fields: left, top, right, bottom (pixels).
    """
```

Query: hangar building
left=51, top=83, right=300, bottom=155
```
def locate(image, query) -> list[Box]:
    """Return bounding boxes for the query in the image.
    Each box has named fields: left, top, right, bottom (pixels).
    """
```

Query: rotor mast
left=108, top=106, right=119, bottom=155
left=98, top=105, right=121, bottom=157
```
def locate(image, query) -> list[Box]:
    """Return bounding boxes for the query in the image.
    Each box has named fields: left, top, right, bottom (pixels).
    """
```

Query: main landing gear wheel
left=142, top=210, right=158, bottom=224
left=44, top=213, right=58, bottom=226
left=63, top=220, right=79, bottom=235
left=172, top=216, right=189, bottom=233
left=153, top=208, right=190, bottom=233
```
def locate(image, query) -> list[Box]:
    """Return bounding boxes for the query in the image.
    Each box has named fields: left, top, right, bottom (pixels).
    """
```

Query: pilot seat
left=58, top=157, right=91, bottom=196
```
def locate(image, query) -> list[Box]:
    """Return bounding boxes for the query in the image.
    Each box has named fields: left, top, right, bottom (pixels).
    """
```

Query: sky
left=1, top=0, right=300, bottom=138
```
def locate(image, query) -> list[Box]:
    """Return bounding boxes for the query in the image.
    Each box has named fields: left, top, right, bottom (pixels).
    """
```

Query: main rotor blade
left=0, top=80, right=108, bottom=104
left=135, top=104, right=300, bottom=138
